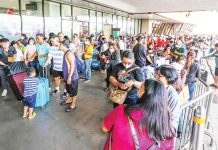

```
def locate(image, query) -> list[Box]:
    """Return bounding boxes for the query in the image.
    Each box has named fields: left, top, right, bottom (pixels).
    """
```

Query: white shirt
left=49, top=46, right=64, bottom=71
left=15, top=49, right=24, bottom=62
left=69, top=43, right=76, bottom=53
left=119, top=40, right=125, bottom=50
left=171, top=62, right=184, bottom=75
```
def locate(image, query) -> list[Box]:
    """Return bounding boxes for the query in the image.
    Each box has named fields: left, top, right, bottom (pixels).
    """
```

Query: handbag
left=127, top=116, right=160, bottom=150
left=109, top=67, right=140, bottom=104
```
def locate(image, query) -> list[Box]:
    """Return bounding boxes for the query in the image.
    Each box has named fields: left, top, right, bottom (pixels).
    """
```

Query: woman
left=24, top=37, right=39, bottom=75
left=156, top=65, right=180, bottom=130
left=101, top=43, right=120, bottom=91
left=20, top=33, right=28, bottom=46
left=11, top=41, right=24, bottom=62
left=109, top=51, right=144, bottom=107
left=101, top=79, right=176, bottom=150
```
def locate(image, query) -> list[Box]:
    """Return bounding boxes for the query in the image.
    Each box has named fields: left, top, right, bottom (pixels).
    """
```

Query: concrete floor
left=0, top=72, right=111, bottom=150
left=0, top=71, right=218, bottom=150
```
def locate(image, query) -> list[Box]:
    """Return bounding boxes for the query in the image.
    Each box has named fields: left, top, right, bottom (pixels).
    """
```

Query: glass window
left=127, top=18, right=131, bottom=35
left=138, top=19, right=141, bottom=33
left=73, top=7, right=89, bottom=22
left=131, top=19, right=135, bottom=35
left=118, top=16, right=122, bottom=30
left=62, top=5, right=71, bottom=19
left=122, top=17, right=127, bottom=36
left=90, top=10, right=96, bottom=36
left=97, top=12, right=102, bottom=35
left=44, top=1, right=61, bottom=37
left=21, top=0, right=43, bottom=38
left=0, top=0, right=21, bottom=40
left=135, top=19, right=139, bottom=34
left=113, top=15, right=117, bottom=28
left=62, top=20, right=72, bottom=40
left=103, top=13, right=112, bottom=24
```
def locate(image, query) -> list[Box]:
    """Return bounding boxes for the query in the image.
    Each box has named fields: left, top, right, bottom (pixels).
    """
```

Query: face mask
left=20, top=37, right=24, bottom=40
left=29, top=42, right=34, bottom=45
left=123, top=64, right=132, bottom=69
left=85, top=42, right=88, bottom=45
left=109, top=49, right=114, bottom=52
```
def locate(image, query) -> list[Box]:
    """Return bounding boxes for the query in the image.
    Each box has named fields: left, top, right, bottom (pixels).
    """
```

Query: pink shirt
left=103, top=105, right=175, bottom=150
left=26, top=44, right=36, bottom=59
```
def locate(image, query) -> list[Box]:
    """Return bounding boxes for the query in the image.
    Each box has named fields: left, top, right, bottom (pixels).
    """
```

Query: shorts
left=66, top=80, right=79, bottom=97
left=53, top=69, right=63, bottom=78
left=23, top=94, right=37, bottom=108
left=215, top=68, right=218, bottom=76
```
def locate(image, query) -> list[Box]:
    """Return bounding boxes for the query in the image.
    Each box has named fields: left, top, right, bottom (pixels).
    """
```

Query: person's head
left=93, top=43, right=98, bottom=49
left=109, top=35, right=114, bottom=41
left=137, top=36, right=144, bottom=44
left=215, top=43, right=218, bottom=51
left=59, top=40, right=70, bottom=52
left=58, top=32, right=64, bottom=42
left=73, top=33, right=78, bottom=39
left=1, top=38, right=10, bottom=50
left=109, top=43, right=116, bottom=53
left=64, top=36, right=70, bottom=42
left=49, top=32, right=55, bottom=38
left=28, top=37, right=35, bottom=45
left=26, top=67, right=36, bottom=77
left=187, top=51, right=196, bottom=62
left=20, top=34, right=27, bottom=40
left=17, top=39, right=24, bottom=46
left=85, top=37, right=91, bottom=45
left=50, top=35, right=59, bottom=46
left=126, top=79, right=176, bottom=141
left=36, top=33, right=45, bottom=44
left=156, top=65, right=178, bottom=86
left=121, top=50, right=134, bottom=69
left=11, top=41, right=17, bottom=48
left=119, top=36, right=123, bottom=40
left=175, top=40, right=182, bottom=48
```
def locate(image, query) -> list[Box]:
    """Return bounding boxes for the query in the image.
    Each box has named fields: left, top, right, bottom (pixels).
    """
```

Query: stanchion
left=190, top=105, right=206, bottom=150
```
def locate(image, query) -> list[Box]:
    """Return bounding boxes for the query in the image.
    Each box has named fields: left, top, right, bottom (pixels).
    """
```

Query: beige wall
left=141, top=19, right=153, bottom=34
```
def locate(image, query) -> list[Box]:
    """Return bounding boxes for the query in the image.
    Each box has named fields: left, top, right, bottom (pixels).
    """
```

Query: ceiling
left=90, top=0, right=218, bottom=13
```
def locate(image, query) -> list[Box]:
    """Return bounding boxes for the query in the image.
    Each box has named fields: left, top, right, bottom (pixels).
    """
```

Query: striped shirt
left=49, top=46, right=64, bottom=71
left=23, top=77, right=39, bottom=97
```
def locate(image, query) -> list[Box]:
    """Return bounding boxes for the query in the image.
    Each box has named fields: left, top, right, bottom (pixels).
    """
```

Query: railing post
left=190, top=106, right=206, bottom=150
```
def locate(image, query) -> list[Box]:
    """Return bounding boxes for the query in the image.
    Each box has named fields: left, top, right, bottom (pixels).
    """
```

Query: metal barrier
left=193, top=78, right=210, bottom=99
left=176, top=90, right=214, bottom=150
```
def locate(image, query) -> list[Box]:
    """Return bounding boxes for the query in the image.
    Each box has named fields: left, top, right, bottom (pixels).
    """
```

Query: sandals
left=22, top=112, right=29, bottom=118
left=60, top=101, right=71, bottom=106
left=65, top=106, right=77, bottom=112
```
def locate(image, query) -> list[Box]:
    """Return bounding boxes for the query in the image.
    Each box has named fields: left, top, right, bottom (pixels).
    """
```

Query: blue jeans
left=188, top=82, right=196, bottom=101
left=83, top=59, right=92, bottom=80
left=28, top=60, right=39, bottom=75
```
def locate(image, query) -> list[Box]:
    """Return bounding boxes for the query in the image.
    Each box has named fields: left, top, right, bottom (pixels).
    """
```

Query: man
left=171, top=40, right=185, bottom=62
left=82, top=37, right=93, bottom=82
left=59, top=41, right=79, bottom=112
left=35, top=33, right=50, bottom=82
left=45, top=35, right=65, bottom=96
left=0, top=38, right=17, bottom=96
left=205, top=43, right=218, bottom=88
left=58, top=32, right=64, bottom=42
left=133, top=36, right=147, bottom=68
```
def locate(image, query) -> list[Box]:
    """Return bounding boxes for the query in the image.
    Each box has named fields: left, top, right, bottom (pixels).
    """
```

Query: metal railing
left=176, top=76, right=215, bottom=150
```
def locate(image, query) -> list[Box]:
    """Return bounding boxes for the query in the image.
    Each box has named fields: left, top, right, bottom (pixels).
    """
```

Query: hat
left=137, top=36, right=144, bottom=41
left=62, top=40, right=70, bottom=48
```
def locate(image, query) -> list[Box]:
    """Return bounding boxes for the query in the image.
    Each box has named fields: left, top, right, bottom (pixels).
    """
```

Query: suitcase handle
left=42, top=67, right=48, bottom=78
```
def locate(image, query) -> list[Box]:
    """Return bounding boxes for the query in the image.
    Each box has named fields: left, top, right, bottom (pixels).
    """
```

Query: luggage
left=35, top=68, right=50, bottom=108
left=4, top=61, right=26, bottom=76
left=35, top=77, right=50, bottom=108
left=8, top=72, right=28, bottom=101
left=91, top=59, right=101, bottom=70
left=75, top=54, right=85, bottom=73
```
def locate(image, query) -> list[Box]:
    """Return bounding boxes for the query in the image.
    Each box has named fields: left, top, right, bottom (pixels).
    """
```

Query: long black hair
left=125, top=79, right=176, bottom=141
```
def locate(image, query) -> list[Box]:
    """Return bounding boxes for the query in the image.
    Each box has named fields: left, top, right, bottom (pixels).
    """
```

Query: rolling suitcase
left=8, top=72, right=28, bottom=101
left=35, top=68, right=50, bottom=108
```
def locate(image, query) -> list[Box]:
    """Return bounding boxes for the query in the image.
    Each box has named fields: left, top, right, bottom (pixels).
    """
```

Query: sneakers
left=52, top=89, right=60, bottom=96
left=84, top=79, right=91, bottom=83
left=1, top=89, right=7, bottom=97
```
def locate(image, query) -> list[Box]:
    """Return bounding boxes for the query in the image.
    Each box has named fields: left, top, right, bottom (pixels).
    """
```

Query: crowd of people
left=0, top=31, right=218, bottom=149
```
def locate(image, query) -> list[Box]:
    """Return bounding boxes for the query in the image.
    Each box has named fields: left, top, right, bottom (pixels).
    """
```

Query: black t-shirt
left=111, top=63, right=144, bottom=98
left=133, top=43, right=147, bottom=67
left=0, top=46, right=17, bottom=68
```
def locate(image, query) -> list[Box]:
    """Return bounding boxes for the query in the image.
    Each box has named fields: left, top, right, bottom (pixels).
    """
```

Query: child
left=23, top=67, right=39, bottom=119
